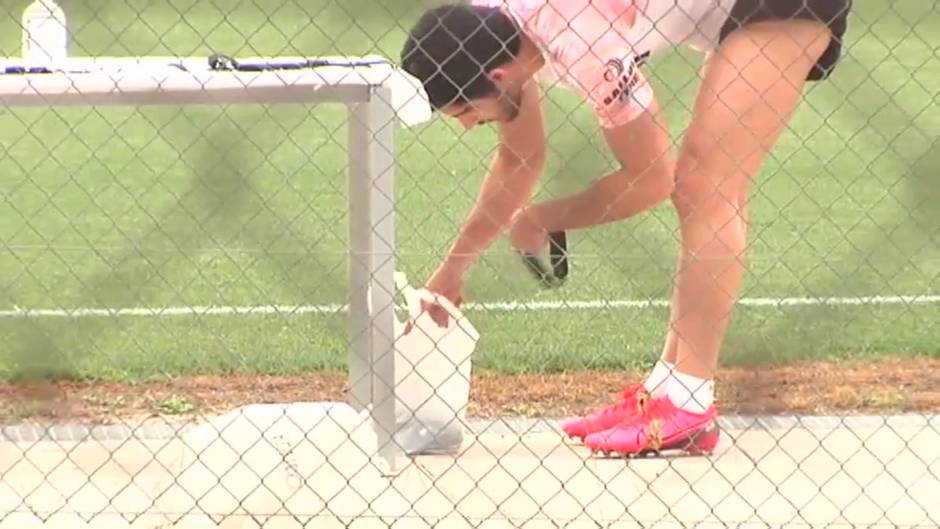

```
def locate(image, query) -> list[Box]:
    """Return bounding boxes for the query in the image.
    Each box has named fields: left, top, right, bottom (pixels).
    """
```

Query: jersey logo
left=602, top=58, right=624, bottom=83
left=602, top=50, right=651, bottom=106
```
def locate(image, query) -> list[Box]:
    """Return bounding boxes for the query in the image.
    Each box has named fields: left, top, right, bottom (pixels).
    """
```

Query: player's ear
left=487, top=66, right=510, bottom=85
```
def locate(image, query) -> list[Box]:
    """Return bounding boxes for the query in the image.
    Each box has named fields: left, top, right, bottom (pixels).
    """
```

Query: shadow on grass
left=1, top=114, right=346, bottom=382
left=722, top=140, right=940, bottom=366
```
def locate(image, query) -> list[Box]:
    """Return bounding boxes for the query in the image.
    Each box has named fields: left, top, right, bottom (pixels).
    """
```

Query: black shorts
left=719, top=0, right=853, bottom=81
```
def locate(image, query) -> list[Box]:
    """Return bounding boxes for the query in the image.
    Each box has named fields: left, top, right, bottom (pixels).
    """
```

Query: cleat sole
left=590, top=423, right=721, bottom=459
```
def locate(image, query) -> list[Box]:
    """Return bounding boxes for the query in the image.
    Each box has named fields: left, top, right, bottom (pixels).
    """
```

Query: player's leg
left=646, top=202, right=749, bottom=407
left=652, top=0, right=849, bottom=402
left=666, top=17, right=832, bottom=401
left=583, top=16, right=836, bottom=454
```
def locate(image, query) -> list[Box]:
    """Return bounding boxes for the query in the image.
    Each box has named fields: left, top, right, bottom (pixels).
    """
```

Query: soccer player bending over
left=400, top=0, right=852, bottom=455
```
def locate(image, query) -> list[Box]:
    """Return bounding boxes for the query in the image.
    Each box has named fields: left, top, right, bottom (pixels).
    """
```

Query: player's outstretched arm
left=427, top=80, right=546, bottom=302
left=521, top=95, right=675, bottom=236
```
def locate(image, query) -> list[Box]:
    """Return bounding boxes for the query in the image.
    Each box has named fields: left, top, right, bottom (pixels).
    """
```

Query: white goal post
left=0, top=54, right=431, bottom=471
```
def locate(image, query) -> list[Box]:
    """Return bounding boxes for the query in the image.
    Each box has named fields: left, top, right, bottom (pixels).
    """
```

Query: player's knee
left=672, top=181, right=745, bottom=227
left=672, top=135, right=750, bottom=215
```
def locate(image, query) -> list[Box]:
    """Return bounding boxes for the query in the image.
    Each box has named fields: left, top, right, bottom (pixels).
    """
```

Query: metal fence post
left=347, top=82, right=401, bottom=473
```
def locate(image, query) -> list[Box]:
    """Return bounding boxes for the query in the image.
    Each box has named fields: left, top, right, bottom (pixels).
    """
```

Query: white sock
left=666, top=370, right=714, bottom=414
left=643, top=359, right=674, bottom=398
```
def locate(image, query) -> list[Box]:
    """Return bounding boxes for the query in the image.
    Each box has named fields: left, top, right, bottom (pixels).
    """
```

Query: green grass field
left=1, top=0, right=939, bottom=381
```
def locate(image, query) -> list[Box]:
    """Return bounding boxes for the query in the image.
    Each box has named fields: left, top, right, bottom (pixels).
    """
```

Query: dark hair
left=400, top=4, right=522, bottom=110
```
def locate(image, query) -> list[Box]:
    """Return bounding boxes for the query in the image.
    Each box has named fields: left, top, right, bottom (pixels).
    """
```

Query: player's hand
left=426, top=264, right=464, bottom=304
left=422, top=265, right=464, bottom=328
left=509, top=207, right=548, bottom=254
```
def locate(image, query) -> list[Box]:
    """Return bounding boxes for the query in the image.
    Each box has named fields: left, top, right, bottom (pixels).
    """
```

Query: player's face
left=443, top=85, right=523, bottom=130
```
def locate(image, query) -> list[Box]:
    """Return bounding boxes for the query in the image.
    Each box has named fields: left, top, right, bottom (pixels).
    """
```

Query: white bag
left=392, top=272, right=480, bottom=455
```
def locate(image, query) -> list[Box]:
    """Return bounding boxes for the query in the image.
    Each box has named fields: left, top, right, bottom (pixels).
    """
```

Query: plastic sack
left=392, top=272, right=480, bottom=455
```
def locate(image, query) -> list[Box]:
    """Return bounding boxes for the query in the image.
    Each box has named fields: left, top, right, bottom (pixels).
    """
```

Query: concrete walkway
left=1, top=408, right=937, bottom=529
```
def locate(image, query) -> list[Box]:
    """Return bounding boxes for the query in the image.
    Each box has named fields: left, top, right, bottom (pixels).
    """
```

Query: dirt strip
left=2, top=359, right=937, bottom=425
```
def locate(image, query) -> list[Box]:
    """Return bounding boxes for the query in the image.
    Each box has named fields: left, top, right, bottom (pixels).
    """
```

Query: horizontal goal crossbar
left=0, top=55, right=405, bottom=107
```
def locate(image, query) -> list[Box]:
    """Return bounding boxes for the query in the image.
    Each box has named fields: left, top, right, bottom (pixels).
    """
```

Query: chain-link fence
left=2, top=0, right=938, bottom=527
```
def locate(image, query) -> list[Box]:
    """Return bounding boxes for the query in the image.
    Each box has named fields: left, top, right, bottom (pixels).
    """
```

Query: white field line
left=2, top=294, right=940, bottom=318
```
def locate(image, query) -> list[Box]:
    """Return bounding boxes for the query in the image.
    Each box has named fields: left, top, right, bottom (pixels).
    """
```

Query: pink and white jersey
left=472, top=0, right=734, bottom=127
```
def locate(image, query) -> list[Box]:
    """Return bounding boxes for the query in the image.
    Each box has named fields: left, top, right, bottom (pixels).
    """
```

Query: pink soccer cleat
left=583, top=396, right=720, bottom=457
left=561, top=384, right=653, bottom=440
